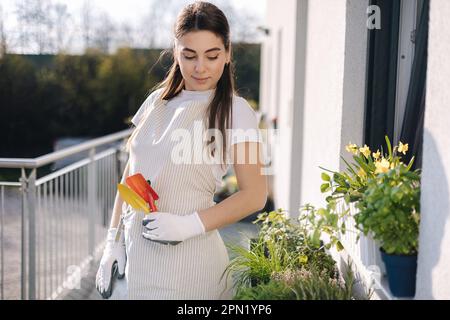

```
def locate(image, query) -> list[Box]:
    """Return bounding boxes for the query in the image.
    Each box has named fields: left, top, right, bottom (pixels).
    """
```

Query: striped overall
left=116, top=94, right=233, bottom=299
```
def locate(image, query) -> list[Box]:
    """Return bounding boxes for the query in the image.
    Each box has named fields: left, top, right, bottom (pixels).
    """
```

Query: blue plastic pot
left=380, top=248, right=417, bottom=298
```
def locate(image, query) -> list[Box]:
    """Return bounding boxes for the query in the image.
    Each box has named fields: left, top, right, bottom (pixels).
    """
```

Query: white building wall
left=299, top=0, right=347, bottom=209
left=299, top=0, right=368, bottom=209
left=415, top=0, right=450, bottom=300
left=259, top=0, right=300, bottom=213
left=261, top=0, right=368, bottom=215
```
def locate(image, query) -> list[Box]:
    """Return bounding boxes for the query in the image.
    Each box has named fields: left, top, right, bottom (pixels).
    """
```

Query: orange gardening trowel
left=125, top=173, right=159, bottom=212
left=115, top=174, right=158, bottom=242
left=114, top=183, right=150, bottom=243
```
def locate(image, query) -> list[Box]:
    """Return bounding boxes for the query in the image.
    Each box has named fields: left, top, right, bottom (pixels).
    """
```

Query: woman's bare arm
left=108, top=159, right=130, bottom=229
left=198, top=142, right=268, bottom=231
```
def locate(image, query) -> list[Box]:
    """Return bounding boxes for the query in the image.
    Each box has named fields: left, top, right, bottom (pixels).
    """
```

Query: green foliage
left=317, top=136, right=421, bottom=256
left=234, top=277, right=293, bottom=300
left=319, top=136, right=416, bottom=207
left=354, top=164, right=421, bottom=255
left=232, top=43, right=260, bottom=103
left=234, top=267, right=357, bottom=300
left=224, top=237, right=300, bottom=290
left=319, top=148, right=375, bottom=206
left=52, top=49, right=157, bottom=137
left=299, top=203, right=348, bottom=253
left=0, top=43, right=261, bottom=158
left=223, top=209, right=339, bottom=296
left=0, top=54, right=54, bottom=157
left=254, top=209, right=337, bottom=276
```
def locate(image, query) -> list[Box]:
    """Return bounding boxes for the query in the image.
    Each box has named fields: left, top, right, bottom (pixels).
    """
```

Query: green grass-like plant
left=234, top=266, right=358, bottom=300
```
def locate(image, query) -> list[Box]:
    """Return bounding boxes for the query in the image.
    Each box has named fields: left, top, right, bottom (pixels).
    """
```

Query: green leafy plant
left=234, top=266, right=358, bottom=300
left=234, top=277, right=292, bottom=300
left=354, top=163, right=420, bottom=255
left=298, top=203, right=348, bottom=253
left=224, top=235, right=303, bottom=290
left=319, top=144, right=376, bottom=205
left=318, top=136, right=420, bottom=253
left=254, top=209, right=337, bottom=276
left=222, top=209, right=338, bottom=295
left=319, top=136, right=415, bottom=206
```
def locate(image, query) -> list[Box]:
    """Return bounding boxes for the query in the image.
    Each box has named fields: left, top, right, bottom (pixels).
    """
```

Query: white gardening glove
left=95, top=227, right=126, bottom=299
left=142, top=211, right=205, bottom=245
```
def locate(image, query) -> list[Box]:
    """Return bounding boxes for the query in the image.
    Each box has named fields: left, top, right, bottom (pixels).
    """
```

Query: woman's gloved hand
left=95, top=227, right=126, bottom=299
left=142, top=211, right=205, bottom=245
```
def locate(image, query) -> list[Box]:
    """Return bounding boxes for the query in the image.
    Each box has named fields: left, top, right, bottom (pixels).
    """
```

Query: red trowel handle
left=147, top=191, right=158, bottom=212
left=125, top=173, right=160, bottom=212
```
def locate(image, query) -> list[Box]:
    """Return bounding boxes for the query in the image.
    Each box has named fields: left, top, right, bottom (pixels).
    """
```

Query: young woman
left=95, top=1, right=267, bottom=299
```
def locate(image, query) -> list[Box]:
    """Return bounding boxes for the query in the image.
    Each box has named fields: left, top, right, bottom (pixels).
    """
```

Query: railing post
left=19, top=169, right=27, bottom=300
left=88, top=148, right=97, bottom=261
left=27, top=169, right=37, bottom=300
left=1, top=185, right=4, bottom=300
left=117, top=141, right=128, bottom=177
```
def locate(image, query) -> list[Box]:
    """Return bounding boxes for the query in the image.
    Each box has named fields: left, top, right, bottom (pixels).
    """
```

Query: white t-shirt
left=130, top=88, right=262, bottom=191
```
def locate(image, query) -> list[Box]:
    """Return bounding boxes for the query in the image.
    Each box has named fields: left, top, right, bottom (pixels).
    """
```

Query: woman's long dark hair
left=128, top=1, right=235, bottom=166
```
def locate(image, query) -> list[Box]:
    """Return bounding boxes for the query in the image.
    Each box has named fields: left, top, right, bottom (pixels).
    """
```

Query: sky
left=0, top=0, right=267, bottom=54
left=0, top=0, right=266, bottom=22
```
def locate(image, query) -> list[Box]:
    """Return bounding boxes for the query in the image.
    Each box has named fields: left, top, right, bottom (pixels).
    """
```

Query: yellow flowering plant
left=320, top=136, right=415, bottom=205
left=354, top=162, right=420, bottom=255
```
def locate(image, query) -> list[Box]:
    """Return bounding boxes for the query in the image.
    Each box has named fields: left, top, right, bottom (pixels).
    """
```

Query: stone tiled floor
left=61, top=221, right=259, bottom=300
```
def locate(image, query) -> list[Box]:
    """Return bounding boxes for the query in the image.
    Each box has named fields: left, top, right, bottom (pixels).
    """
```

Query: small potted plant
left=353, top=137, right=420, bottom=297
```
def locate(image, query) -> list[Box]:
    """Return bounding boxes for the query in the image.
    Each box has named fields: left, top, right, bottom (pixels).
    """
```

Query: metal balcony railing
left=0, top=129, right=132, bottom=300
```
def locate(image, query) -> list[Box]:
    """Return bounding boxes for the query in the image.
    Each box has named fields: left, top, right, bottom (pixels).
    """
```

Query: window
left=358, top=0, right=429, bottom=298
left=364, top=0, right=429, bottom=170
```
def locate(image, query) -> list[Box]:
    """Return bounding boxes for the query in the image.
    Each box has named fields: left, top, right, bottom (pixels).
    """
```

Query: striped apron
left=117, top=94, right=233, bottom=300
